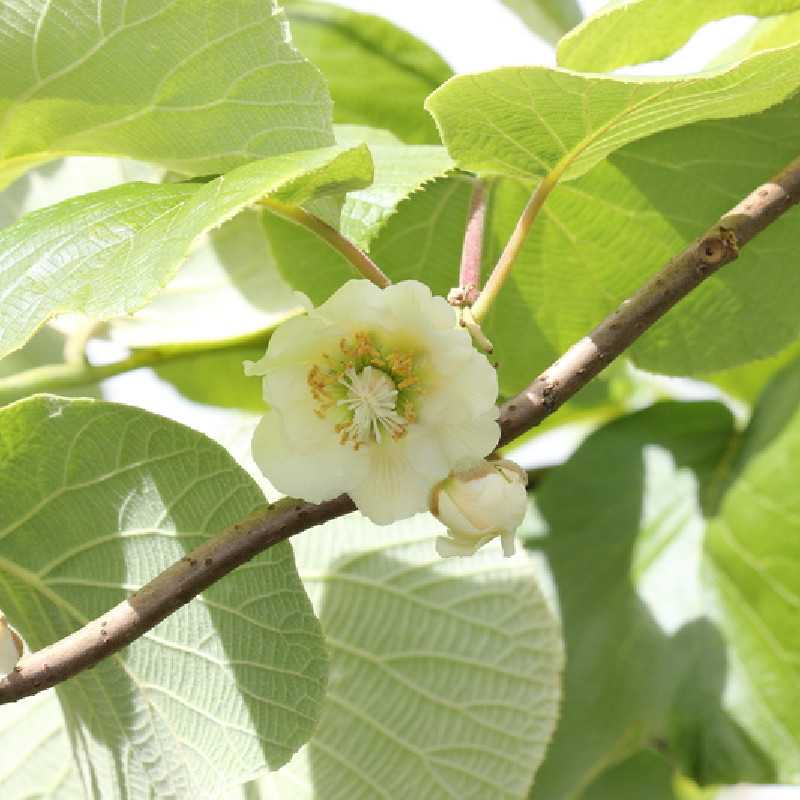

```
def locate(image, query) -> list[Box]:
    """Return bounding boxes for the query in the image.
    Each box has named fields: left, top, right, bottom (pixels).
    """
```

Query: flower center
left=307, top=331, right=419, bottom=449
left=337, top=366, right=406, bottom=444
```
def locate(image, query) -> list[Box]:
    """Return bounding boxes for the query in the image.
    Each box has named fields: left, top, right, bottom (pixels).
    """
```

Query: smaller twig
left=471, top=174, right=556, bottom=324
left=457, top=180, right=488, bottom=304
left=261, top=197, right=391, bottom=289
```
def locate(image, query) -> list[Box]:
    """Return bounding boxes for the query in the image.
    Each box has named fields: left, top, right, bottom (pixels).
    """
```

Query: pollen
left=307, top=330, right=420, bottom=448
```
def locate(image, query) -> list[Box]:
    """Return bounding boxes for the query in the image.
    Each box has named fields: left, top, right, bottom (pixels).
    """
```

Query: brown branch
left=2, top=156, right=799, bottom=705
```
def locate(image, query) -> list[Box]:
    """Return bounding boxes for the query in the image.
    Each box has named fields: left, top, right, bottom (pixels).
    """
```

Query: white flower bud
left=0, top=614, right=23, bottom=677
left=431, top=459, right=528, bottom=558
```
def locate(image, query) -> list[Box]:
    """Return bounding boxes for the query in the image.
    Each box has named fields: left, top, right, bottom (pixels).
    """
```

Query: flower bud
left=431, top=459, right=528, bottom=558
left=0, top=614, right=23, bottom=676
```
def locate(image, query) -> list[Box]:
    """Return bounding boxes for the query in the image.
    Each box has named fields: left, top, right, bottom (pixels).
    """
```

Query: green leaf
left=267, top=173, right=473, bottom=309
left=705, top=343, right=800, bottom=405
left=0, top=143, right=372, bottom=359
left=557, top=0, right=800, bottom=72
left=425, top=43, right=800, bottom=184
left=0, top=689, right=82, bottom=798
left=478, top=95, right=800, bottom=379
left=500, top=0, right=582, bottom=45
left=0, top=0, right=334, bottom=186
left=580, top=749, right=676, bottom=800
left=524, top=402, right=773, bottom=797
left=704, top=359, right=800, bottom=781
left=259, top=512, right=563, bottom=800
left=335, top=125, right=455, bottom=250
left=0, top=396, right=326, bottom=797
left=154, top=343, right=267, bottom=412
left=108, top=210, right=308, bottom=349
left=284, top=1, right=452, bottom=144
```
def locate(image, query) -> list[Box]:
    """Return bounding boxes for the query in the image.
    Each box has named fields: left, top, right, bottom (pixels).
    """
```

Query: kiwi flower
left=246, top=280, right=500, bottom=525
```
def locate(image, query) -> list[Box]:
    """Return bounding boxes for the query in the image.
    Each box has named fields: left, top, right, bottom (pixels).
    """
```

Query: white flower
left=0, top=614, right=22, bottom=677
left=431, top=459, right=528, bottom=558
left=246, top=279, right=500, bottom=525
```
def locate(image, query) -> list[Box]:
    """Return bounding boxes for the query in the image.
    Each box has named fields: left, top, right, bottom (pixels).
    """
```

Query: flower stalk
left=260, top=197, right=392, bottom=289
left=470, top=174, right=558, bottom=324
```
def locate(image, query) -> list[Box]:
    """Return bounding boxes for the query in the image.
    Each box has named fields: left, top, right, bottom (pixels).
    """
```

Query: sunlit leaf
left=557, top=0, right=800, bottom=72
left=0, top=396, right=327, bottom=797
left=0, top=144, right=372, bottom=359
left=0, top=0, right=334, bottom=185
left=705, top=360, right=800, bottom=782
left=426, top=43, right=800, bottom=183
left=260, top=512, right=563, bottom=800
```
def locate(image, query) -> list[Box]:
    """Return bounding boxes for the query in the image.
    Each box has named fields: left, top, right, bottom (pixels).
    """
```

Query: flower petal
left=435, top=535, right=480, bottom=558
left=383, top=281, right=457, bottom=333
left=436, top=491, right=483, bottom=535
left=252, top=411, right=367, bottom=503
left=317, top=279, right=385, bottom=326
left=348, top=436, right=438, bottom=525
left=419, top=344, right=499, bottom=424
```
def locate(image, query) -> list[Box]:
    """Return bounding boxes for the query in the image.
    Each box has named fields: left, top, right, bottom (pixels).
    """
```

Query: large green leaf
left=480, top=94, right=800, bottom=380
left=284, top=1, right=452, bottom=144
left=0, top=143, right=372, bottom=359
left=523, top=402, right=774, bottom=798
left=425, top=42, right=800, bottom=184
left=0, top=689, right=82, bottom=798
left=0, top=396, right=327, bottom=798
left=579, top=749, right=676, bottom=800
left=257, top=512, right=563, bottom=800
left=500, top=0, right=582, bottom=45
left=557, top=0, right=800, bottom=72
left=704, top=360, right=800, bottom=781
left=0, top=0, right=334, bottom=186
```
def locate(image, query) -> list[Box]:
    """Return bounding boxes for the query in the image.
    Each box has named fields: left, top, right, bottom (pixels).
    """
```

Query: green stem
left=0, top=312, right=303, bottom=406
left=0, top=353, right=152, bottom=404
left=470, top=174, right=557, bottom=324
left=261, top=197, right=392, bottom=288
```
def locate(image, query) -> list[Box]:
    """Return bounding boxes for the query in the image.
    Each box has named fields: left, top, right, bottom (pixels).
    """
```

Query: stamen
left=307, top=331, right=419, bottom=448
